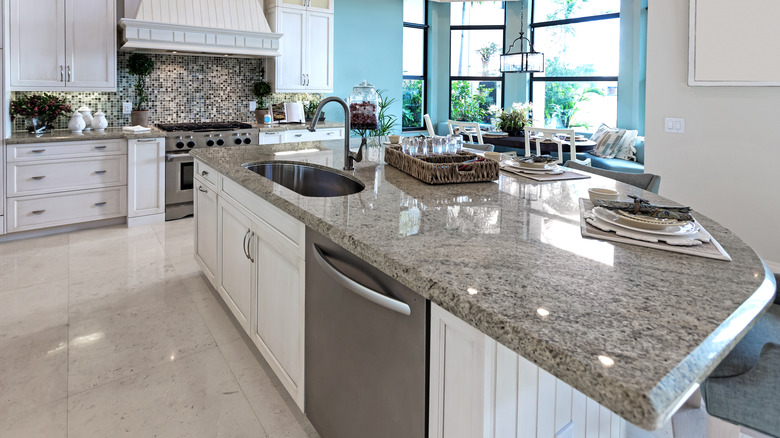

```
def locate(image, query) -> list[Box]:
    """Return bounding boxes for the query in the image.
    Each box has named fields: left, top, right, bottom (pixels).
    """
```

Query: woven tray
left=384, top=145, right=499, bottom=184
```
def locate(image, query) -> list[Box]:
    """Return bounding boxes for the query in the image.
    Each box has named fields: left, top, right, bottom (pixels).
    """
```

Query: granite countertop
left=6, top=127, right=166, bottom=144
left=252, top=121, right=344, bottom=132
left=190, top=143, right=775, bottom=430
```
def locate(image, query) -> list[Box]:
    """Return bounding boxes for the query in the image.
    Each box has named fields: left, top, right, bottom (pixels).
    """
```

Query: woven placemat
left=579, top=199, right=731, bottom=261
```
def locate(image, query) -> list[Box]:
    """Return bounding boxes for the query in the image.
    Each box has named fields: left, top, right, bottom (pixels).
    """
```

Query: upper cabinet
left=265, top=7, right=333, bottom=93
left=266, top=0, right=334, bottom=13
left=9, top=0, right=116, bottom=91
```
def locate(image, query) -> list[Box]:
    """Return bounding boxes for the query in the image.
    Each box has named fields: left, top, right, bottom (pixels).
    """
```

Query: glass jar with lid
left=348, top=80, right=379, bottom=131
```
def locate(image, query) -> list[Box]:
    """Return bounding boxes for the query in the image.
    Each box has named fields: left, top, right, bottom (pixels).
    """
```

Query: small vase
left=25, top=117, right=46, bottom=134
left=91, top=111, right=108, bottom=131
left=131, top=110, right=149, bottom=127
left=68, top=111, right=87, bottom=133
left=78, top=106, right=93, bottom=131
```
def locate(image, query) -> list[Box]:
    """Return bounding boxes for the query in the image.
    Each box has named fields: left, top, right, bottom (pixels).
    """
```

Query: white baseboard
left=0, top=217, right=126, bottom=242
left=127, top=213, right=166, bottom=227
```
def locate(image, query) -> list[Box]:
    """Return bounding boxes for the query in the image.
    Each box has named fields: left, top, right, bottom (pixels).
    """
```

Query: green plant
left=10, top=93, right=71, bottom=122
left=252, top=80, right=272, bottom=109
left=128, top=53, right=154, bottom=111
left=303, top=95, right=322, bottom=119
left=475, top=42, right=500, bottom=76
left=450, top=81, right=494, bottom=123
left=402, top=80, right=423, bottom=128
left=351, top=89, right=397, bottom=142
left=493, top=102, right=532, bottom=135
left=543, top=57, right=602, bottom=129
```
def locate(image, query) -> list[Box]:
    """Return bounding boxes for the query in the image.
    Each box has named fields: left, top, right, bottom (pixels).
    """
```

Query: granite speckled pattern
left=190, top=143, right=775, bottom=431
left=6, top=128, right=165, bottom=145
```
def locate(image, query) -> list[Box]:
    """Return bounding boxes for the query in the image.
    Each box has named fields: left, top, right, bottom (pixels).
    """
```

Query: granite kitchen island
left=190, top=142, right=775, bottom=433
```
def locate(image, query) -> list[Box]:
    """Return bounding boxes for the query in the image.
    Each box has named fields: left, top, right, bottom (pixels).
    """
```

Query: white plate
left=593, top=207, right=698, bottom=235
left=501, top=164, right=564, bottom=176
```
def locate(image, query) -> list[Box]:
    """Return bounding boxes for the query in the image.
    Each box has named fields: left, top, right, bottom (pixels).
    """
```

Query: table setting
left=498, top=155, right=591, bottom=182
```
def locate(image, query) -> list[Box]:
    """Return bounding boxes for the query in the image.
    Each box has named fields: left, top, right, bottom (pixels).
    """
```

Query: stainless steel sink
left=243, top=162, right=365, bottom=197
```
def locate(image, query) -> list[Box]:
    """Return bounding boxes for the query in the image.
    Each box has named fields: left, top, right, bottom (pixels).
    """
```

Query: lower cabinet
left=127, top=138, right=165, bottom=223
left=217, top=197, right=255, bottom=333
left=194, top=177, right=218, bottom=286
left=429, top=303, right=627, bottom=438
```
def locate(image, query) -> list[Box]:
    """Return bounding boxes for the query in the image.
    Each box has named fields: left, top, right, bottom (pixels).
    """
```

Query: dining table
left=471, top=131, right=598, bottom=155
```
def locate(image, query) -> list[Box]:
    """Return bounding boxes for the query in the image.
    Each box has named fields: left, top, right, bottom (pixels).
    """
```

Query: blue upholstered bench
left=584, top=137, right=646, bottom=174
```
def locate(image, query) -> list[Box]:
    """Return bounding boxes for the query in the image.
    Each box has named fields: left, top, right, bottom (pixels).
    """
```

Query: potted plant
left=128, top=53, right=154, bottom=127
left=492, top=102, right=532, bottom=136
left=10, top=93, right=72, bottom=133
left=304, top=95, right=325, bottom=122
left=252, top=80, right=272, bottom=123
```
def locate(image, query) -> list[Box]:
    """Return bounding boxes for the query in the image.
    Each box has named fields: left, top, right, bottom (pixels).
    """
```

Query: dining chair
left=700, top=273, right=780, bottom=437
left=423, top=114, right=436, bottom=137
left=448, top=120, right=484, bottom=144
left=523, top=126, right=591, bottom=165
left=563, top=160, right=661, bottom=194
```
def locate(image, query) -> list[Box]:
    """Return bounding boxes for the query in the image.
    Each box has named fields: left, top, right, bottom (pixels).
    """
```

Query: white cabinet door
left=272, top=0, right=334, bottom=13
left=306, top=11, right=333, bottom=92
left=127, top=138, right=165, bottom=219
left=217, top=198, right=255, bottom=332
left=252, top=219, right=305, bottom=410
left=194, top=179, right=218, bottom=287
left=65, top=0, right=116, bottom=90
left=275, top=8, right=306, bottom=92
left=10, top=0, right=66, bottom=89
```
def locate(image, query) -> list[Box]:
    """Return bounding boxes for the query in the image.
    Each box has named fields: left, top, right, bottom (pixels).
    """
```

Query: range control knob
left=243, top=137, right=252, bottom=144
left=175, top=141, right=185, bottom=149
left=216, top=139, right=225, bottom=146
left=187, top=141, right=196, bottom=148
left=206, top=139, right=215, bottom=147
left=234, top=138, right=243, bottom=145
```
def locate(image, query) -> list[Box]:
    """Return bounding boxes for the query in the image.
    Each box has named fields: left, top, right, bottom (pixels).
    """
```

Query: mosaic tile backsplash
left=11, top=52, right=323, bottom=131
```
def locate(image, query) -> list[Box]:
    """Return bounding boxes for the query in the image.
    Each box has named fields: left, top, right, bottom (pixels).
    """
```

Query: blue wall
left=331, top=0, right=403, bottom=136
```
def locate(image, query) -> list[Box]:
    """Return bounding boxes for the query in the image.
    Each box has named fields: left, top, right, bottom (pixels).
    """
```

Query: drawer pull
left=265, top=132, right=278, bottom=135
left=136, top=139, right=157, bottom=143
left=295, top=134, right=303, bottom=137
left=198, top=186, right=208, bottom=193
left=327, top=132, right=335, bottom=135
left=32, top=149, right=46, bottom=153
left=32, top=176, right=46, bottom=180
left=94, top=202, right=107, bottom=207
left=32, top=210, right=46, bottom=215
left=201, top=170, right=209, bottom=176
left=94, top=146, right=107, bottom=150
left=95, top=170, right=107, bottom=175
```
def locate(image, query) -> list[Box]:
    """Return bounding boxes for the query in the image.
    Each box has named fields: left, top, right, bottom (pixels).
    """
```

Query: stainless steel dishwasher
left=305, top=229, right=427, bottom=438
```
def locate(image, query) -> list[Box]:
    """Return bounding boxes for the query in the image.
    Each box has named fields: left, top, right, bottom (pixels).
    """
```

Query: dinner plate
left=593, top=207, right=698, bottom=235
left=614, top=209, right=689, bottom=229
left=512, top=160, right=557, bottom=170
left=502, top=164, right=564, bottom=175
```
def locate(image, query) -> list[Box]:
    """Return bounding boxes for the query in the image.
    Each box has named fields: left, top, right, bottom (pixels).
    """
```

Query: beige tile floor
left=0, top=218, right=318, bottom=438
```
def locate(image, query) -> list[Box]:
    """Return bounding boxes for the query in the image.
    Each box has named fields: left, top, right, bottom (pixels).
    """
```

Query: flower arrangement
left=10, top=93, right=72, bottom=133
left=491, top=102, right=533, bottom=136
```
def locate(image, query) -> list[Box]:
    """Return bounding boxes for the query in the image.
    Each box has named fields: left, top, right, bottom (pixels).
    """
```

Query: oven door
left=165, top=152, right=194, bottom=207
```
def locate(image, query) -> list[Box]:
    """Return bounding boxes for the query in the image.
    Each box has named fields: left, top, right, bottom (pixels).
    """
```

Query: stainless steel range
left=161, top=122, right=259, bottom=220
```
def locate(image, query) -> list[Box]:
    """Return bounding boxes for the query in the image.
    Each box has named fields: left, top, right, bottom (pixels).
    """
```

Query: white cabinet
left=258, top=128, right=343, bottom=144
left=127, top=138, right=165, bottom=225
left=266, top=7, right=333, bottom=93
left=217, top=197, right=255, bottom=333
left=9, top=0, right=116, bottom=91
left=194, top=178, right=218, bottom=287
left=429, top=304, right=627, bottom=438
left=266, top=0, right=334, bottom=13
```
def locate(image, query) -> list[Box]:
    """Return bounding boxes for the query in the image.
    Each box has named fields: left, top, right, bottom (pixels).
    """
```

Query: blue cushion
left=634, top=137, right=645, bottom=164
left=710, top=304, right=780, bottom=378
left=587, top=154, right=645, bottom=174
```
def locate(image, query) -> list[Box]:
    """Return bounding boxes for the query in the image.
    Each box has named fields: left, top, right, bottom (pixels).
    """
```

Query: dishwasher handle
left=312, top=244, right=411, bottom=316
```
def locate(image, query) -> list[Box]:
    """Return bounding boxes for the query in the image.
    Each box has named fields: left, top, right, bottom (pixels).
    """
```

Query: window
left=530, top=0, right=620, bottom=131
left=403, top=0, right=427, bottom=130
left=450, top=1, right=505, bottom=123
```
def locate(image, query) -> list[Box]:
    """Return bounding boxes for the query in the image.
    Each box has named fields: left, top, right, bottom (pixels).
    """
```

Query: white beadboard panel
left=135, top=0, right=271, bottom=33
left=572, top=390, right=588, bottom=438
left=599, top=406, right=612, bottom=438
left=556, top=380, right=574, bottom=433
left=538, top=370, right=557, bottom=438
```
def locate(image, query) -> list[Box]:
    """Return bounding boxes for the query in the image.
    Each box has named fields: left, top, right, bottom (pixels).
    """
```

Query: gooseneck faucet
left=308, top=96, right=362, bottom=171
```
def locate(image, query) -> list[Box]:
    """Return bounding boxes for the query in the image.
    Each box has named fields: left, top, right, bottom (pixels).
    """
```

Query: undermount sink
left=243, top=162, right=365, bottom=197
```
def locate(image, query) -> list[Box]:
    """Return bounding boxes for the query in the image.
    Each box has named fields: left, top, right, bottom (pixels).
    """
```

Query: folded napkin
left=596, top=198, right=693, bottom=222
left=122, top=125, right=152, bottom=133
left=515, top=154, right=557, bottom=164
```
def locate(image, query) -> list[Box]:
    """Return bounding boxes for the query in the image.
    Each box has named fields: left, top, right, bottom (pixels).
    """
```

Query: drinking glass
left=433, top=136, right=447, bottom=155
left=447, top=135, right=462, bottom=154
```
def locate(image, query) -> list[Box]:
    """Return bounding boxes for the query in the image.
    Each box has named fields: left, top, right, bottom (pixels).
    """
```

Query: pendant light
left=500, top=1, right=544, bottom=73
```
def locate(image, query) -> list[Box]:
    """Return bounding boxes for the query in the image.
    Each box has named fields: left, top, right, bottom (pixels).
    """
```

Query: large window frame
left=403, top=0, right=429, bottom=131
left=449, top=3, right=506, bottom=122
left=530, top=3, right=620, bottom=130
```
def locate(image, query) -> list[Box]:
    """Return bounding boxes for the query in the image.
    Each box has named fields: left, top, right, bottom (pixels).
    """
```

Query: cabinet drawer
left=258, top=131, right=284, bottom=144
left=6, top=187, right=127, bottom=233
left=7, top=156, right=127, bottom=197
left=9, top=140, right=125, bottom=162
left=194, top=160, right=218, bottom=189
left=283, top=128, right=343, bottom=143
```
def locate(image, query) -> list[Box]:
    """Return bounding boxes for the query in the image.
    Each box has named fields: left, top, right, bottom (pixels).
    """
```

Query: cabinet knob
left=201, top=170, right=209, bottom=176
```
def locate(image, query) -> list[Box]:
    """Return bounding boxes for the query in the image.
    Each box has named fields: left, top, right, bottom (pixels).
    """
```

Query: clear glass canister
left=348, top=80, right=379, bottom=131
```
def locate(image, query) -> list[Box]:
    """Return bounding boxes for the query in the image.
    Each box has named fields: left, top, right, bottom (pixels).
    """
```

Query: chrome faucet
left=308, top=96, right=362, bottom=171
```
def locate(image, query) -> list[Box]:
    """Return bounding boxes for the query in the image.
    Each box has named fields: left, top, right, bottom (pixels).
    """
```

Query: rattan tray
left=384, top=146, right=499, bottom=185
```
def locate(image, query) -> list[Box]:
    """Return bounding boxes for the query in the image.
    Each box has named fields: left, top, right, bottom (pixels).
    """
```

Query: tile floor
left=0, top=218, right=318, bottom=437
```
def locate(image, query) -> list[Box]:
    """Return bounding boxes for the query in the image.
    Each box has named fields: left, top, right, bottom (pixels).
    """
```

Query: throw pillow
left=591, top=128, right=626, bottom=159
left=589, top=123, right=612, bottom=144
left=614, top=130, right=638, bottom=161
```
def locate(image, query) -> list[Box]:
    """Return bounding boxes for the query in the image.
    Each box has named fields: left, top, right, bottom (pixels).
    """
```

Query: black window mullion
left=402, top=0, right=428, bottom=131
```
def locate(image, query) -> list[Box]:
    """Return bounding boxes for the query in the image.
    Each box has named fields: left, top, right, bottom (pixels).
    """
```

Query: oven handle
left=166, top=153, right=193, bottom=163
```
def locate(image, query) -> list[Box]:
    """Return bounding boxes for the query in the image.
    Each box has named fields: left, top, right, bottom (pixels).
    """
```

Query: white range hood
left=119, top=0, right=281, bottom=58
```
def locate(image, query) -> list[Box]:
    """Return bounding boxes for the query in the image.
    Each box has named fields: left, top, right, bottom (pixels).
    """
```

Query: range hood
left=119, top=0, right=281, bottom=58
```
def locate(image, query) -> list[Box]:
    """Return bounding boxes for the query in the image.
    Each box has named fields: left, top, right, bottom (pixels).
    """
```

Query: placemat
left=501, top=165, right=591, bottom=182
left=579, top=199, right=732, bottom=261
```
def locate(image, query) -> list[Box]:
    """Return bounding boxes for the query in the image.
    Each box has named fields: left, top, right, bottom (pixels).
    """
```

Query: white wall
left=645, top=0, right=780, bottom=268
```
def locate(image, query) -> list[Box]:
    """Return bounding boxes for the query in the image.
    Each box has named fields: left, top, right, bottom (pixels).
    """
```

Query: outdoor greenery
left=128, top=54, right=155, bottom=111
left=543, top=58, right=603, bottom=129
left=402, top=80, right=423, bottom=129
left=450, top=81, right=494, bottom=123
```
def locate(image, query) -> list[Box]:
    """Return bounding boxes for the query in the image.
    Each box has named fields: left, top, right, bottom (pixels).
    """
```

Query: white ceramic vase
left=77, top=106, right=93, bottom=131
left=68, top=111, right=86, bottom=133
left=91, top=111, right=108, bottom=131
